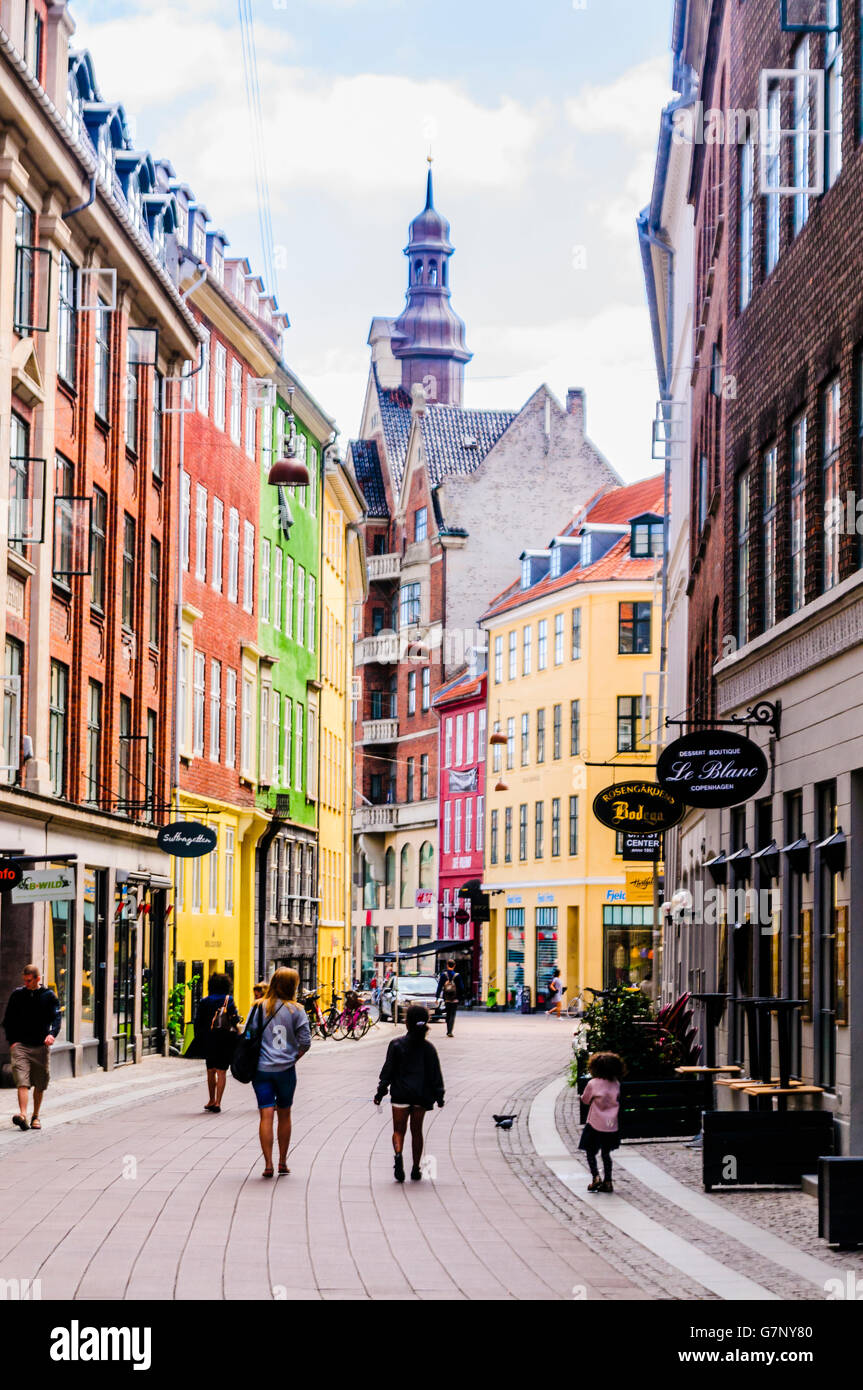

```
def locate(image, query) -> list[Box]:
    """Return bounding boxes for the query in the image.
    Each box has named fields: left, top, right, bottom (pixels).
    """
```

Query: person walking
left=374, top=1005, right=444, bottom=1182
left=579, top=1051, right=624, bottom=1193
left=251, top=968, right=310, bottom=1178
left=252, top=981, right=267, bottom=1003
left=545, top=966, right=565, bottom=1018
left=435, top=958, right=464, bottom=1037
left=2, top=964, right=62, bottom=1131
left=188, top=972, right=241, bottom=1113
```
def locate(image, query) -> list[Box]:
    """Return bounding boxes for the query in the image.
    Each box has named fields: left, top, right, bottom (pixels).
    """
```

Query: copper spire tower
left=390, top=165, right=472, bottom=405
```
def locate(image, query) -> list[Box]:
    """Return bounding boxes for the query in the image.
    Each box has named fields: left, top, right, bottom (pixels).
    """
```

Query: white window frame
left=228, top=508, right=240, bottom=603
left=225, top=669, right=237, bottom=769
left=192, top=650, right=205, bottom=757
left=466, top=711, right=475, bottom=764
left=209, top=659, right=221, bottom=762
left=212, top=498, right=224, bottom=593
left=261, top=538, right=271, bottom=624
left=307, top=574, right=316, bottom=651
left=224, top=827, right=235, bottom=914
left=195, top=484, right=207, bottom=581
left=295, top=703, right=304, bottom=792
left=180, top=472, right=190, bottom=572
left=285, top=555, right=293, bottom=638
left=271, top=689, right=280, bottom=786
left=274, top=546, right=283, bottom=630
left=444, top=800, right=452, bottom=854
left=444, top=717, right=452, bottom=768
left=214, top=342, right=227, bottom=431
left=230, top=358, right=243, bottom=444
left=197, top=330, right=210, bottom=414
left=296, top=566, right=305, bottom=647
left=243, top=521, right=255, bottom=614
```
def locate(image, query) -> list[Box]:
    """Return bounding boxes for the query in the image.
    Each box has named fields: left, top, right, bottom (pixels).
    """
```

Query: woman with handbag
left=189, top=972, right=242, bottom=1113
left=248, top=968, right=310, bottom=1178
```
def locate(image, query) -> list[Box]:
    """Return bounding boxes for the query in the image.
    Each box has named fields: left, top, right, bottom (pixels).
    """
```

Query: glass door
left=113, top=888, right=136, bottom=1065
left=141, top=890, right=165, bottom=1055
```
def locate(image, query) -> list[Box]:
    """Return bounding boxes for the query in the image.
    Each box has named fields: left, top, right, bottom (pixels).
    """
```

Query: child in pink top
left=578, top=1052, right=625, bottom=1192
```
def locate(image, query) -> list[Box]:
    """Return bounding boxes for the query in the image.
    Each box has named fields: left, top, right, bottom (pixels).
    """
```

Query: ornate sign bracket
left=665, top=700, right=781, bottom=741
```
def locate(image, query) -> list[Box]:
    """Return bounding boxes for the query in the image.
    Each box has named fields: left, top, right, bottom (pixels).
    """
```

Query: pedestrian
left=252, top=980, right=267, bottom=1003
left=188, top=972, right=241, bottom=1113
left=545, top=965, right=565, bottom=1018
left=252, top=967, right=310, bottom=1178
left=1, top=964, right=62, bottom=1131
left=374, top=1005, right=444, bottom=1182
left=435, top=957, right=464, bottom=1037
left=579, top=1051, right=624, bottom=1193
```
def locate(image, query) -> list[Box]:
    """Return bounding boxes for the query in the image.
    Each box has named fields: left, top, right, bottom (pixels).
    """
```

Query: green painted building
left=256, top=363, right=334, bottom=986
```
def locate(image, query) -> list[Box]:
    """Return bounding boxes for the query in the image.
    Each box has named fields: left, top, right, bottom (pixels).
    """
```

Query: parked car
left=379, top=973, right=445, bottom=1023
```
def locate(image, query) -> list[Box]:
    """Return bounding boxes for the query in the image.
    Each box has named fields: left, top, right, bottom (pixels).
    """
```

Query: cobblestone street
left=0, top=1013, right=854, bottom=1302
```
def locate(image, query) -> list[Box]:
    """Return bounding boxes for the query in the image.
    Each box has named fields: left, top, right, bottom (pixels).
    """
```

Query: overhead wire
left=237, top=0, right=279, bottom=303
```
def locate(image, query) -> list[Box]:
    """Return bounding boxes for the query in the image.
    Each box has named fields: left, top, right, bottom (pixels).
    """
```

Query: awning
left=374, top=938, right=465, bottom=962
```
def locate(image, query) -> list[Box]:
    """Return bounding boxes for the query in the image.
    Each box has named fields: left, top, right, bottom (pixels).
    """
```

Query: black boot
left=394, top=1152, right=405, bottom=1183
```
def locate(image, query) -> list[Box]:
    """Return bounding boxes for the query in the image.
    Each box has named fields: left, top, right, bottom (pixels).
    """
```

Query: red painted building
left=432, top=665, right=487, bottom=988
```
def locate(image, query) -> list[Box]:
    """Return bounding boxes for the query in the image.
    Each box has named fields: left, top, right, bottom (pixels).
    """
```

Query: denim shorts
left=252, top=1067, right=297, bottom=1110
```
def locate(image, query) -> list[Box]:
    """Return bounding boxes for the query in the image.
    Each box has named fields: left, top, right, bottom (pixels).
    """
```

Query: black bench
left=579, top=1076, right=712, bottom=1140
left=819, top=1157, right=863, bottom=1248
left=703, top=1109, right=835, bottom=1190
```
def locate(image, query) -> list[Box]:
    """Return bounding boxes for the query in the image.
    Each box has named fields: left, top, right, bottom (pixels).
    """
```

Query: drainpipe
left=257, top=816, right=284, bottom=981
left=345, top=516, right=363, bottom=994
left=62, top=174, right=97, bottom=221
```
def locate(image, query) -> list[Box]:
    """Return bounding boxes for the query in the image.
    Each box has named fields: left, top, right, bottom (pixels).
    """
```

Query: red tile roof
left=576, top=474, right=664, bottom=526
left=432, top=668, right=487, bottom=708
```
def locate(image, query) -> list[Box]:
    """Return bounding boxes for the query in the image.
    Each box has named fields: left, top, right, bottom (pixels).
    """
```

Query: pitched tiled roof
left=481, top=537, right=660, bottom=620
left=349, top=439, right=389, bottom=518
left=375, top=375, right=413, bottom=488
left=432, top=667, right=487, bottom=708
left=421, top=404, right=516, bottom=486
left=578, top=475, right=664, bottom=526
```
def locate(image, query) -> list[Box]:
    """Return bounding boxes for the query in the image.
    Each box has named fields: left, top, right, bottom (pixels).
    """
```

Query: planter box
left=819, top=1158, right=863, bottom=1247
left=703, top=1109, right=835, bottom=1190
left=577, top=1074, right=711, bottom=1139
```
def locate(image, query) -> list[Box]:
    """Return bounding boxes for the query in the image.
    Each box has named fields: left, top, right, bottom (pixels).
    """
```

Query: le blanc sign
left=592, top=781, right=684, bottom=833
left=656, top=731, right=769, bottom=809
left=157, top=821, right=218, bottom=858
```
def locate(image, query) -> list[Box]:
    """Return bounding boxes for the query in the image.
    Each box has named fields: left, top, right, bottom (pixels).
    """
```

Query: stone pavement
left=0, top=1012, right=645, bottom=1301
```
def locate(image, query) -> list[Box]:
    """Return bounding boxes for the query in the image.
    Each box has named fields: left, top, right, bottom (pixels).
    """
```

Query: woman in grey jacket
left=374, top=1005, right=445, bottom=1183
left=251, top=968, right=311, bottom=1177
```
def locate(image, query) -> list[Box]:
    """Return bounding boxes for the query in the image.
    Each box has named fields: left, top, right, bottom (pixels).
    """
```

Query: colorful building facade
left=479, top=478, right=664, bottom=1009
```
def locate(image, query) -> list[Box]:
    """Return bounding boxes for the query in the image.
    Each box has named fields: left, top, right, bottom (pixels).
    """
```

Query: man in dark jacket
left=2, top=965, right=62, bottom=1131
left=435, top=959, right=464, bottom=1038
left=374, top=1005, right=444, bottom=1182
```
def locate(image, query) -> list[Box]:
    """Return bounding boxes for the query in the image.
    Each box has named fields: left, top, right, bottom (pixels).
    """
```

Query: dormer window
left=98, top=126, right=114, bottom=189
left=211, top=247, right=224, bottom=284
left=152, top=217, right=166, bottom=264
left=630, top=520, right=664, bottom=557
left=192, top=219, right=207, bottom=262
left=67, top=81, right=83, bottom=143
left=549, top=548, right=561, bottom=578
left=127, top=175, right=142, bottom=230
left=521, top=558, right=532, bottom=589
left=175, top=202, right=188, bottom=248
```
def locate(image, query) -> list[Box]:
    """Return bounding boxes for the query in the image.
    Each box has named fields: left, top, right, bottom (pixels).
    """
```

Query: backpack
left=230, top=1003, right=267, bottom=1084
left=443, top=973, right=458, bottom=1002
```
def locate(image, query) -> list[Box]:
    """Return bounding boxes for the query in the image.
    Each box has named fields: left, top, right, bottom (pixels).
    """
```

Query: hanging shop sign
left=415, top=889, right=434, bottom=909
left=625, top=870, right=655, bottom=904
left=656, top=731, right=769, bottom=809
left=592, top=781, right=684, bottom=833
left=622, top=831, right=662, bottom=861
left=0, top=860, right=23, bottom=891
left=11, top=867, right=75, bottom=904
left=156, top=821, right=218, bottom=858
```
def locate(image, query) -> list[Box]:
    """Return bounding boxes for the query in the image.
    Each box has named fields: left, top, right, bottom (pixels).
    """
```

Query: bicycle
left=342, top=990, right=372, bottom=1039
left=322, top=992, right=347, bottom=1040
left=565, top=986, right=600, bottom=1019
left=301, top=991, right=330, bottom=1040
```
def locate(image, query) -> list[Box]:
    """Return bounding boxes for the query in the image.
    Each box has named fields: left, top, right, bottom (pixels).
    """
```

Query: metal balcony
left=362, top=718, right=399, bottom=744
left=367, top=553, right=400, bottom=582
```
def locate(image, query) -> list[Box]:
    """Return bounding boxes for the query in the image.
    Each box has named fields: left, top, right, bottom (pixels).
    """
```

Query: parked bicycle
left=565, top=985, right=600, bottom=1019
left=301, top=990, right=330, bottom=1040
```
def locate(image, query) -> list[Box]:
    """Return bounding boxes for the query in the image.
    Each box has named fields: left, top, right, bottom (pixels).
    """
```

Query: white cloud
left=565, top=55, right=671, bottom=145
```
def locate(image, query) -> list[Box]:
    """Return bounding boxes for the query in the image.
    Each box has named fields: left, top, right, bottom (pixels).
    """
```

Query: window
left=551, top=798, right=561, bottom=857
left=308, top=445, right=318, bottom=517
left=307, top=574, right=316, bottom=650
left=57, top=254, right=77, bottom=385
left=420, top=754, right=429, bottom=799
left=197, top=330, right=210, bottom=414
left=617, top=695, right=650, bottom=753
left=94, top=298, right=111, bottom=419
left=14, top=197, right=35, bottom=332
left=535, top=801, right=544, bottom=859
left=765, top=83, right=781, bottom=275
left=121, top=514, right=136, bottom=631
left=506, top=716, right=515, bottom=770
left=149, top=538, right=161, bottom=648
left=225, top=669, right=237, bottom=769
left=296, top=566, right=305, bottom=646
left=151, top=370, right=163, bottom=478
left=408, top=671, right=417, bottom=715
left=261, top=538, right=271, bottom=623
left=91, top=487, right=107, bottom=610
left=181, top=472, right=191, bottom=573
left=245, top=382, right=257, bottom=461
left=209, top=827, right=219, bottom=914
left=554, top=614, right=564, bottom=665
left=455, top=799, right=462, bottom=853
left=242, top=677, right=255, bottom=776
left=553, top=704, right=562, bottom=759
left=285, top=557, right=294, bottom=638
left=195, top=485, right=207, bottom=581
left=571, top=608, right=582, bottom=659
left=86, top=681, right=102, bottom=803
left=618, top=602, right=652, bottom=654
left=494, top=636, right=503, bottom=683
left=228, top=508, right=240, bottom=603
left=739, top=137, right=754, bottom=311
left=521, top=557, right=532, bottom=589
left=455, top=715, right=464, bottom=766
left=225, top=828, right=235, bottom=915
left=490, top=809, right=499, bottom=864
left=793, top=38, right=811, bottom=235
left=210, top=660, right=221, bottom=762
left=145, top=711, right=157, bottom=817
left=466, top=711, right=475, bottom=763
left=476, top=793, right=484, bottom=852
left=631, top=522, right=663, bottom=558
left=518, top=804, right=528, bottom=861
left=825, top=4, right=842, bottom=188
left=283, top=698, right=292, bottom=787
left=243, top=521, right=255, bottom=613
left=407, top=757, right=415, bottom=805
left=124, top=338, right=138, bottom=452
left=178, top=644, right=189, bottom=752
left=49, top=662, right=67, bottom=798
left=521, top=712, right=530, bottom=766
left=400, top=845, right=411, bottom=908
left=465, top=797, right=473, bottom=854
left=226, top=358, right=241, bottom=444
left=569, top=796, right=579, bottom=855
left=538, top=619, right=548, bottom=669
left=570, top=698, right=581, bottom=757
left=736, top=468, right=751, bottom=643
left=523, top=626, right=532, bottom=674
left=536, top=708, right=546, bottom=763
left=294, top=703, right=303, bottom=791
left=492, top=721, right=502, bottom=772
left=508, top=631, right=517, bottom=679
left=414, top=506, right=427, bottom=542
left=505, top=807, right=513, bottom=863
left=193, top=652, right=205, bottom=757
left=697, top=453, right=709, bottom=532
left=400, top=582, right=421, bottom=627
left=791, top=414, right=807, bottom=612
left=272, top=546, right=283, bottom=630
left=212, top=498, right=224, bottom=592
left=822, top=377, right=841, bottom=591
left=214, top=343, right=227, bottom=430
left=763, top=444, right=778, bottom=630
left=259, top=685, right=270, bottom=780
left=118, top=696, right=132, bottom=810
left=52, top=454, right=74, bottom=580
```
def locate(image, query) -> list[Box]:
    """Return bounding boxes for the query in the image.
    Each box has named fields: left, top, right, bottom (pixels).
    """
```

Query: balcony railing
left=362, top=718, right=399, bottom=744
left=367, top=553, right=400, bottom=582
left=353, top=804, right=398, bottom=832
left=355, top=633, right=399, bottom=666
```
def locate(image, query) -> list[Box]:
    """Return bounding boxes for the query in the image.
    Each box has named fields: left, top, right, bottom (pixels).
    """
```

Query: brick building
left=0, top=3, right=199, bottom=1074
left=348, top=170, right=620, bottom=981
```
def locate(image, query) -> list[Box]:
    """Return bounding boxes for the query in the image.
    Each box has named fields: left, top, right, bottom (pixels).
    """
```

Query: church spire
left=389, top=167, right=472, bottom=406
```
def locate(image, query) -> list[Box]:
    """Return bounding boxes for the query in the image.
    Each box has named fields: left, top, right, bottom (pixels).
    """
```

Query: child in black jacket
left=374, top=1005, right=445, bottom=1182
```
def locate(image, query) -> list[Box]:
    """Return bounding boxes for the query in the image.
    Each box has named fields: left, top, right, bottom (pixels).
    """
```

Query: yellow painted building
left=479, top=478, right=665, bottom=1009
left=317, top=457, right=367, bottom=1005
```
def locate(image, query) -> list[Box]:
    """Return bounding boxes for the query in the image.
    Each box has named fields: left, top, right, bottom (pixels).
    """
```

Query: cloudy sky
left=69, top=0, right=673, bottom=480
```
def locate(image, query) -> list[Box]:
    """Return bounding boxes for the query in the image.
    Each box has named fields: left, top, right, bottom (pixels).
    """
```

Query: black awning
left=374, top=938, right=466, bottom=962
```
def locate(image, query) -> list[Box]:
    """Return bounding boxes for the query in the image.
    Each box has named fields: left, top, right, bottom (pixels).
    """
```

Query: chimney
left=566, top=388, right=586, bottom=434
left=411, top=382, right=427, bottom=419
